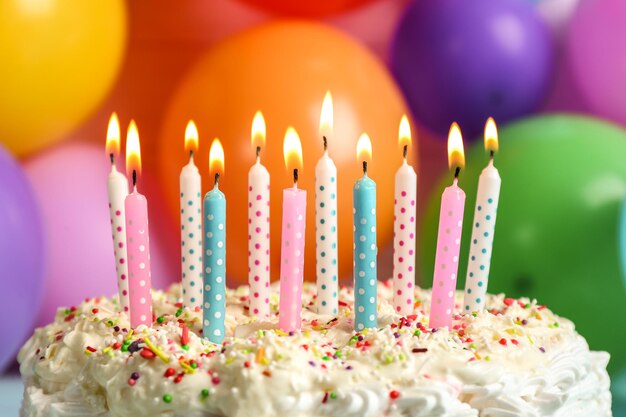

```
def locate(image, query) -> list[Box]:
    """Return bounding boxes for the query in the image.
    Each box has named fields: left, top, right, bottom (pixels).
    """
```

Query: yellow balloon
left=0, top=0, right=127, bottom=156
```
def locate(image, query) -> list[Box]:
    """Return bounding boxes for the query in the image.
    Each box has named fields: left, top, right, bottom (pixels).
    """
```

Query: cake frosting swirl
left=18, top=280, right=612, bottom=417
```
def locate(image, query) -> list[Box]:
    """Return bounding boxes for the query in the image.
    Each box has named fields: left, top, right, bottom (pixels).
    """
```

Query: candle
left=248, top=111, right=270, bottom=319
left=105, top=113, right=130, bottom=313
left=203, top=139, right=226, bottom=343
left=392, top=115, right=417, bottom=315
left=315, top=91, right=338, bottom=315
left=353, top=133, right=377, bottom=331
left=429, top=123, right=466, bottom=329
left=278, top=127, right=306, bottom=332
left=464, top=118, right=501, bottom=312
left=180, top=120, right=203, bottom=309
left=124, top=120, right=153, bottom=328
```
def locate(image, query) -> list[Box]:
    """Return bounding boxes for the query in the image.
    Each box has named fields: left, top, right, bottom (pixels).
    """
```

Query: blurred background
left=0, top=0, right=625, bottom=414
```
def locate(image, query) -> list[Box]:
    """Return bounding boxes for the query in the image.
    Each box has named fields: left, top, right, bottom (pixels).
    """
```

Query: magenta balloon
left=391, top=0, right=554, bottom=139
left=567, top=0, right=626, bottom=126
left=25, top=143, right=175, bottom=327
left=0, top=145, right=45, bottom=371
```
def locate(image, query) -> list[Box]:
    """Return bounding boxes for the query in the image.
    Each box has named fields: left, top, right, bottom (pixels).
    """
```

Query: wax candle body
left=203, top=185, right=226, bottom=343
left=353, top=175, right=377, bottom=331
left=125, top=190, right=153, bottom=328
left=278, top=187, right=307, bottom=332
left=463, top=161, right=501, bottom=311
left=392, top=161, right=417, bottom=315
left=429, top=180, right=465, bottom=329
left=315, top=152, right=338, bottom=315
left=180, top=158, right=203, bottom=309
left=107, top=166, right=129, bottom=312
left=248, top=160, right=270, bottom=318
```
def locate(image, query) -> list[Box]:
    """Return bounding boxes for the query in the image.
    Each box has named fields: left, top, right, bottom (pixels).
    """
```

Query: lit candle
left=429, top=123, right=466, bottom=329
left=180, top=120, right=203, bottom=309
left=278, top=127, right=306, bottom=332
left=248, top=111, right=270, bottom=319
left=463, top=118, right=501, bottom=312
left=315, top=91, right=338, bottom=315
left=353, top=133, right=377, bottom=331
left=124, top=120, right=153, bottom=328
left=105, top=113, right=130, bottom=313
left=393, top=115, right=417, bottom=315
left=203, top=139, right=226, bottom=343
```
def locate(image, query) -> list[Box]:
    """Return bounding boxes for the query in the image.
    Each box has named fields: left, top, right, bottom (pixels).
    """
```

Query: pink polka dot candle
left=248, top=111, right=270, bottom=319
left=429, top=123, right=466, bottom=329
left=105, top=113, right=130, bottom=313
left=124, top=120, right=153, bottom=328
left=278, top=127, right=306, bottom=332
left=392, top=115, right=417, bottom=316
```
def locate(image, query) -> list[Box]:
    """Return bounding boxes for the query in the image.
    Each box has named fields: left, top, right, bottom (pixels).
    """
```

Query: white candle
left=315, top=91, right=338, bottom=315
left=248, top=111, right=271, bottom=319
left=463, top=118, right=501, bottom=312
left=180, top=121, right=202, bottom=310
left=392, top=115, right=417, bottom=315
left=105, top=113, right=130, bottom=313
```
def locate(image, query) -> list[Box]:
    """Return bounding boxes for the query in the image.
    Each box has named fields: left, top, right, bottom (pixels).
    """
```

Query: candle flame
left=398, top=114, right=411, bottom=150
left=319, top=91, right=333, bottom=140
left=447, top=122, right=465, bottom=171
left=106, top=112, right=121, bottom=157
left=251, top=111, right=266, bottom=149
left=209, top=138, right=225, bottom=177
left=125, top=120, right=142, bottom=178
left=356, top=133, right=372, bottom=163
left=484, top=117, right=499, bottom=153
left=283, top=126, right=303, bottom=172
left=184, top=120, right=199, bottom=154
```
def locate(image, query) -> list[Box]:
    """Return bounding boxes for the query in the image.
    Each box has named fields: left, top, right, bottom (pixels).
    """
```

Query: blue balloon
left=391, top=0, right=554, bottom=139
left=0, top=145, right=45, bottom=371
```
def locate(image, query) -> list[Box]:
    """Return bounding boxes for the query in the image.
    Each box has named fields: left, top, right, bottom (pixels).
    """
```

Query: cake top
left=19, top=280, right=603, bottom=417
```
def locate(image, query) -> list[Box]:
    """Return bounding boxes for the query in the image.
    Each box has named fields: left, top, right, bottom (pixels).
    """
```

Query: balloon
left=25, top=143, right=176, bottom=327
left=391, top=0, right=554, bottom=139
left=524, top=0, right=581, bottom=36
left=567, top=0, right=626, bottom=127
left=0, top=0, right=127, bottom=157
left=158, top=21, right=411, bottom=286
left=235, top=0, right=375, bottom=18
left=0, top=146, right=45, bottom=371
left=420, top=115, right=626, bottom=375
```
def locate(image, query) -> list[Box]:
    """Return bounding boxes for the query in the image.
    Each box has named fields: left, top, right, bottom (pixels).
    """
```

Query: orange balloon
left=158, top=21, right=413, bottom=286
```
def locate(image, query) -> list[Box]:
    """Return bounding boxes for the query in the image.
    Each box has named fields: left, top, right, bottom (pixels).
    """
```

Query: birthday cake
left=18, top=280, right=611, bottom=417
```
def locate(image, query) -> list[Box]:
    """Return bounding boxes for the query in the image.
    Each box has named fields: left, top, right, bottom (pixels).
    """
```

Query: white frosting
left=18, top=281, right=612, bottom=417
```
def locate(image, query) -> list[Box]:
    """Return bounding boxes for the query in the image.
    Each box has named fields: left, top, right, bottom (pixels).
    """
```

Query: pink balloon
left=567, top=0, right=626, bottom=126
left=25, top=142, right=176, bottom=327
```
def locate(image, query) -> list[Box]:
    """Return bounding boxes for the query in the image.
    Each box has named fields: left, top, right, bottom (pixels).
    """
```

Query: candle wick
left=489, top=150, right=495, bottom=160
left=323, top=136, right=328, bottom=151
left=132, top=169, right=137, bottom=187
left=293, top=168, right=298, bottom=185
left=403, top=145, right=408, bottom=159
left=214, top=172, right=220, bottom=187
left=454, top=166, right=460, bottom=179
left=189, top=149, right=194, bottom=160
left=256, top=146, right=261, bottom=158
left=110, top=153, right=115, bottom=165
left=362, top=161, right=368, bottom=174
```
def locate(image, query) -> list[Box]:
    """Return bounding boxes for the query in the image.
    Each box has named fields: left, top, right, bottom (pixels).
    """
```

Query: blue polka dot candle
left=179, top=121, right=203, bottom=310
left=464, top=118, right=501, bottom=312
left=429, top=123, right=466, bottom=330
left=353, top=133, right=377, bottom=331
left=315, top=91, right=338, bottom=315
left=203, top=139, right=226, bottom=344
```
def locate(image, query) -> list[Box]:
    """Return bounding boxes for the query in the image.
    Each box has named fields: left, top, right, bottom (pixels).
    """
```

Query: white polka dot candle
left=353, top=133, right=377, bottom=331
left=464, top=118, right=501, bottom=312
left=203, top=139, right=226, bottom=344
left=278, top=127, right=306, bottom=333
left=392, top=115, right=417, bottom=316
left=124, top=120, right=153, bottom=328
left=105, top=113, right=130, bottom=313
left=315, top=91, right=338, bottom=315
left=429, top=123, right=466, bottom=329
left=180, top=121, right=203, bottom=310
left=248, top=111, right=270, bottom=319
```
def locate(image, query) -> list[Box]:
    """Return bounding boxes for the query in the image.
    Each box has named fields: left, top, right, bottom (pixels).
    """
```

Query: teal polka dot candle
left=353, top=133, right=377, bottom=331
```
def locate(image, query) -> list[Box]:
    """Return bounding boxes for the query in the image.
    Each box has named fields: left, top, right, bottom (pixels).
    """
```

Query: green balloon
left=420, top=114, right=626, bottom=374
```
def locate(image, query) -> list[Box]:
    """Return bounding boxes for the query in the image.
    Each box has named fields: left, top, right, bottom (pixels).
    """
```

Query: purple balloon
left=0, top=145, right=45, bottom=371
left=391, top=0, right=554, bottom=138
